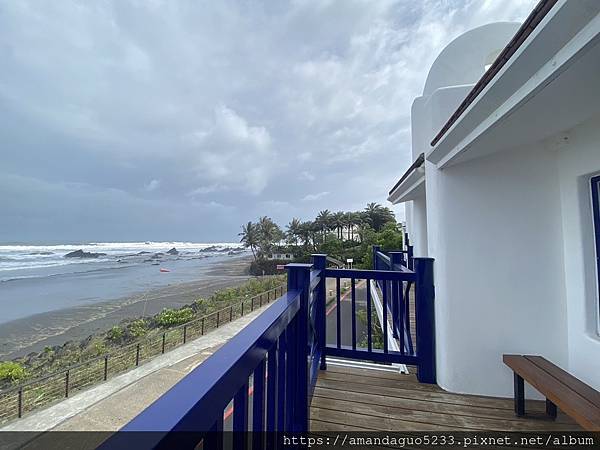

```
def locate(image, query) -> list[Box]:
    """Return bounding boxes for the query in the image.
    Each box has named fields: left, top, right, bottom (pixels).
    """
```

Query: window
left=592, top=175, right=600, bottom=309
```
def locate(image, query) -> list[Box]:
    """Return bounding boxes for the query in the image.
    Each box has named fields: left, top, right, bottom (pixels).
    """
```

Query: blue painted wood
left=104, top=252, right=437, bottom=443
left=290, top=262, right=311, bottom=432
left=336, top=277, right=341, bottom=349
left=252, top=359, right=265, bottom=449
left=265, top=345, right=277, bottom=443
left=114, top=290, right=301, bottom=435
left=382, top=280, right=389, bottom=354
left=324, top=346, right=419, bottom=365
left=233, top=381, right=248, bottom=450
left=404, top=281, right=414, bottom=355
left=207, top=416, right=224, bottom=450
left=390, top=252, right=405, bottom=342
left=415, top=257, right=436, bottom=383
left=407, top=245, right=414, bottom=270
left=276, top=332, right=286, bottom=432
left=351, top=278, right=356, bottom=351
left=366, top=279, right=372, bottom=352
left=324, top=268, right=416, bottom=281
left=311, top=255, right=328, bottom=371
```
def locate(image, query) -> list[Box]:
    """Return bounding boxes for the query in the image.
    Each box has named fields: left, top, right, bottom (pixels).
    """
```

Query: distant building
left=268, top=253, right=294, bottom=261
left=388, top=3, right=600, bottom=397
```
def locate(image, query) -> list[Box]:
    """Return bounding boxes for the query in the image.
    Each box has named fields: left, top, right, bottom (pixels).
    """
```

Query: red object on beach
left=159, top=268, right=170, bottom=273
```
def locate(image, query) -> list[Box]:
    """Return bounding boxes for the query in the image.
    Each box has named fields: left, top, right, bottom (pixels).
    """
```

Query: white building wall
left=411, top=195, right=428, bottom=257
left=557, top=114, right=600, bottom=390
left=429, top=143, right=569, bottom=397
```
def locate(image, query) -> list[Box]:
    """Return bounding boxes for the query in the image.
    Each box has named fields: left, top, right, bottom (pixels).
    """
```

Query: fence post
left=104, top=355, right=109, bottom=381
left=162, top=333, right=166, bottom=354
left=414, top=257, right=436, bottom=384
left=311, top=254, right=327, bottom=370
left=389, top=252, right=404, bottom=340
left=372, top=245, right=381, bottom=270
left=229, top=306, right=233, bottom=322
left=135, top=343, right=140, bottom=366
left=201, top=318, right=205, bottom=336
left=216, top=311, right=220, bottom=328
left=285, top=262, right=312, bottom=433
left=18, top=387, right=23, bottom=418
left=183, top=325, right=187, bottom=344
left=65, top=370, right=70, bottom=398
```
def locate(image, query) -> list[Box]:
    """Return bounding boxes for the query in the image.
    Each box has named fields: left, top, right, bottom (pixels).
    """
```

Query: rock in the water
left=64, top=249, right=107, bottom=258
left=167, top=247, right=179, bottom=255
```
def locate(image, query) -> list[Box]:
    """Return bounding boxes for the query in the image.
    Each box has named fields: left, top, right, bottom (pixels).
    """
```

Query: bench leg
left=514, top=373, right=525, bottom=416
left=546, top=398, right=557, bottom=420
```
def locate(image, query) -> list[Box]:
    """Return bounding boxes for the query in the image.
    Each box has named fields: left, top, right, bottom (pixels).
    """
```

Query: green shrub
left=249, top=259, right=289, bottom=276
left=128, top=319, right=148, bottom=338
left=107, top=326, right=124, bottom=342
left=156, top=308, right=194, bottom=327
left=0, top=361, right=28, bottom=383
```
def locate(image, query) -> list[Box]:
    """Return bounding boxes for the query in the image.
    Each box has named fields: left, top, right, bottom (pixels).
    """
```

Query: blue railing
left=102, top=244, right=434, bottom=447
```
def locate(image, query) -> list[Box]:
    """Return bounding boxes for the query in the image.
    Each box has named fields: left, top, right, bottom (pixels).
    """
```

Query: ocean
left=0, top=242, right=246, bottom=325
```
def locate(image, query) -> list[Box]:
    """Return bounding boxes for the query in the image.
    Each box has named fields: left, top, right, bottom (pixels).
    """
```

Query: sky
left=0, top=0, right=537, bottom=243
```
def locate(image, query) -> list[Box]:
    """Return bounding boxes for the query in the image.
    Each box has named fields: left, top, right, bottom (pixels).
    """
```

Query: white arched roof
left=423, top=22, right=521, bottom=96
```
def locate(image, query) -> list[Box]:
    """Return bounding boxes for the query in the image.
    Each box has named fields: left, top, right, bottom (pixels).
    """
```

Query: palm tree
left=298, top=221, right=313, bottom=249
left=239, top=222, right=259, bottom=261
left=315, top=209, right=332, bottom=241
left=286, top=218, right=302, bottom=246
left=332, top=212, right=345, bottom=239
left=257, top=216, right=283, bottom=257
left=363, top=202, right=395, bottom=231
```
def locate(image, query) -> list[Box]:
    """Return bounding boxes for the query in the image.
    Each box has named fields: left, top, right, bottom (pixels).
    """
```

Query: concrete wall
left=557, top=114, right=600, bottom=389
left=428, top=142, right=569, bottom=397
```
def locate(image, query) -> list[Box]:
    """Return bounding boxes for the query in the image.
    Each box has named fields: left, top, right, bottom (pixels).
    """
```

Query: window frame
left=592, top=175, right=600, bottom=316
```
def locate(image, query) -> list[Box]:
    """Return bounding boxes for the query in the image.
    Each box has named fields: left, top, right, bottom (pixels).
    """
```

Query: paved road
left=325, top=280, right=367, bottom=348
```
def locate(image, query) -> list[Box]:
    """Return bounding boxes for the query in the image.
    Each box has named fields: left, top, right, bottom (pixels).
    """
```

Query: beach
left=0, top=243, right=253, bottom=359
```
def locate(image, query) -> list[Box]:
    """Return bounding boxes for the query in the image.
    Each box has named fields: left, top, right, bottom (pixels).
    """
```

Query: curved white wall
left=428, top=142, right=570, bottom=396
left=423, top=22, right=520, bottom=96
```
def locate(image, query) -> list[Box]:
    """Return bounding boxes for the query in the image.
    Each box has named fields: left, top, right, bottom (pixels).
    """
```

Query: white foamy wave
left=0, top=241, right=244, bottom=277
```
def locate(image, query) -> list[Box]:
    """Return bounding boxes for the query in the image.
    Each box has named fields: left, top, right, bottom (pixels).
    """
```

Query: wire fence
left=0, top=284, right=286, bottom=425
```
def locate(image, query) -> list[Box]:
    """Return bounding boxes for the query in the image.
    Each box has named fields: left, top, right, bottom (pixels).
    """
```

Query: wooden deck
left=310, top=364, right=581, bottom=432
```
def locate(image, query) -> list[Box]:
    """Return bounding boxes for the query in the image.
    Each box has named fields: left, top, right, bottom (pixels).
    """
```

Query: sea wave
left=0, top=241, right=243, bottom=274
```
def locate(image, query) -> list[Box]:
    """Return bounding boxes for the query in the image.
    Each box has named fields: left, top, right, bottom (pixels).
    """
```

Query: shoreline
left=0, top=257, right=252, bottom=359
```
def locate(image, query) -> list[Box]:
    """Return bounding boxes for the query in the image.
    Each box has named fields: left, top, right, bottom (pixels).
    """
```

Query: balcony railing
left=101, top=244, right=435, bottom=448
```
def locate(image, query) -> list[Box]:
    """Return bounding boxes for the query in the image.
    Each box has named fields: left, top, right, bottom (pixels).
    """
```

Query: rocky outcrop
left=166, top=248, right=179, bottom=255
left=64, top=249, right=107, bottom=258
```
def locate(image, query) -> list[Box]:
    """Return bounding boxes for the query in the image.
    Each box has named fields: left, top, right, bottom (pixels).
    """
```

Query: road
left=325, top=280, right=368, bottom=348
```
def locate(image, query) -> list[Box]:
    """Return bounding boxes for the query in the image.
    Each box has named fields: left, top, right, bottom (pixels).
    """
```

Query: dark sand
left=0, top=257, right=252, bottom=359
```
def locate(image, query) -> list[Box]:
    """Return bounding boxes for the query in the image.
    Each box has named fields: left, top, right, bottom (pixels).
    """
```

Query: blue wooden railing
left=101, top=243, right=434, bottom=448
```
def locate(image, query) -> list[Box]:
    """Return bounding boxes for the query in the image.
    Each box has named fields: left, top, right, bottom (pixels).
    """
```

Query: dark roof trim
left=389, top=153, right=425, bottom=196
left=429, top=0, right=558, bottom=147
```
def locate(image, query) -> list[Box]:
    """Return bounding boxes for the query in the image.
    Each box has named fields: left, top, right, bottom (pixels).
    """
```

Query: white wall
left=557, top=114, right=600, bottom=389
left=428, top=143, right=569, bottom=397
left=411, top=194, right=428, bottom=257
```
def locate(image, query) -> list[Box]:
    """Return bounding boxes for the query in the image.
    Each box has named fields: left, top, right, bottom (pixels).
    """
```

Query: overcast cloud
left=0, top=0, right=536, bottom=243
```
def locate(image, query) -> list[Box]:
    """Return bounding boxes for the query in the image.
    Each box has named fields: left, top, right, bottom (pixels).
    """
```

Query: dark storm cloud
left=0, top=0, right=536, bottom=242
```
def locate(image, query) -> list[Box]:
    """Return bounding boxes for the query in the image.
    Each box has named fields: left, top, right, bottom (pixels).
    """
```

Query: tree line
left=239, top=203, right=402, bottom=272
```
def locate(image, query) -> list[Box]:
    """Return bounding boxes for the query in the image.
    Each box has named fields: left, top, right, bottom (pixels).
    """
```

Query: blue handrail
left=104, top=245, right=435, bottom=445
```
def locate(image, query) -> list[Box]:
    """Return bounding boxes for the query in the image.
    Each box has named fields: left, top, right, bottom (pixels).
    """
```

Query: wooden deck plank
left=313, top=387, right=576, bottom=425
left=311, top=365, right=581, bottom=432
left=311, top=396, right=576, bottom=431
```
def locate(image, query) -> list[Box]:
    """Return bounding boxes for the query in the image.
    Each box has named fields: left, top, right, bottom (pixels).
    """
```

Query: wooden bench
left=503, top=354, right=600, bottom=431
